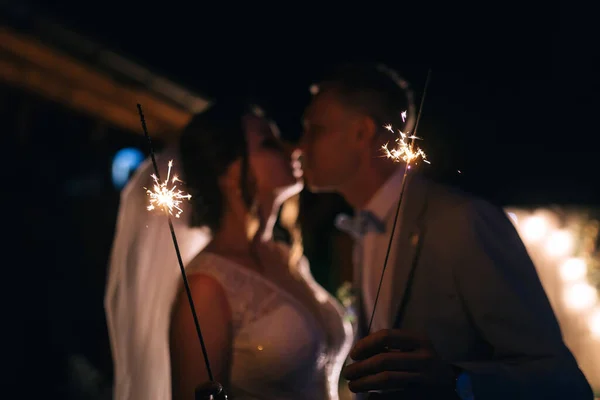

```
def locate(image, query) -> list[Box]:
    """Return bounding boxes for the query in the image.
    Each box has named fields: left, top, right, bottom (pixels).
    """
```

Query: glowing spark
left=144, top=160, right=191, bottom=218
left=401, top=110, right=407, bottom=122
left=381, top=123, right=430, bottom=166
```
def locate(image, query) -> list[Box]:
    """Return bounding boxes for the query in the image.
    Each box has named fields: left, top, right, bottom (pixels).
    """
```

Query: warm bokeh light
left=508, top=207, right=600, bottom=391
left=564, top=282, right=598, bottom=311
left=545, top=229, right=575, bottom=258
left=559, top=258, right=588, bottom=282
left=521, top=215, right=550, bottom=242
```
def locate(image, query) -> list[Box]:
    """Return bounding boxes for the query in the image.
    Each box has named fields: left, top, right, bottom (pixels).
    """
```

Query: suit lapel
left=387, top=174, right=430, bottom=329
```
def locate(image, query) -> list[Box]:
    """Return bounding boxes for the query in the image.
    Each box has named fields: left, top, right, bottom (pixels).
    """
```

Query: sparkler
left=136, top=104, right=216, bottom=386
left=367, top=69, right=432, bottom=333
left=381, top=125, right=430, bottom=167
left=145, top=160, right=191, bottom=218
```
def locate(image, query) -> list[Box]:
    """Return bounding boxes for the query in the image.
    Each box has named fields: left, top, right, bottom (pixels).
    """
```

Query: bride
left=105, top=100, right=353, bottom=400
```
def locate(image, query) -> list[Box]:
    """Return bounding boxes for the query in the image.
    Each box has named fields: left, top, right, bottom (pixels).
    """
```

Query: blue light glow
left=112, top=147, right=144, bottom=189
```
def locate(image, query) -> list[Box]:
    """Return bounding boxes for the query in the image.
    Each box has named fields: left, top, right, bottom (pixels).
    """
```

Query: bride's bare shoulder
left=181, top=252, right=232, bottom=297
left=186, top=250, right=213, bottom=266
left=257, top=241, right=298, bottom=264
left=171, top=269, right=231, bottom=333
left=184, top=251, right=232, bottom=277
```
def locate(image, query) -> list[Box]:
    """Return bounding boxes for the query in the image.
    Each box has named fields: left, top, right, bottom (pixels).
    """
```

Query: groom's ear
left=355, top=115, right=378, bottom=145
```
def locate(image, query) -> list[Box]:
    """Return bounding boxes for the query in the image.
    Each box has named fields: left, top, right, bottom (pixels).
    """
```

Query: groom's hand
left=343, top=329, right=456, bottom=394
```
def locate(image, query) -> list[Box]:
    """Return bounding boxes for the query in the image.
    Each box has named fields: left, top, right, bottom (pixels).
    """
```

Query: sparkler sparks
left=381, top=123, right=430, bottom=166
left=144, top=160, right=191, bottom=218
left=368, top=69, right=432, bottom=335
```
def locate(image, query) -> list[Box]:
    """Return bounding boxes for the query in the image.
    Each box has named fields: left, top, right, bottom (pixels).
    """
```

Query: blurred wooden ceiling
left=0, top=23, right=210, bottom=140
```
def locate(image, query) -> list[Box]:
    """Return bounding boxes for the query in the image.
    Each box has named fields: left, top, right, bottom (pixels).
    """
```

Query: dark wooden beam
left=0, top=26, right=195, bottom=139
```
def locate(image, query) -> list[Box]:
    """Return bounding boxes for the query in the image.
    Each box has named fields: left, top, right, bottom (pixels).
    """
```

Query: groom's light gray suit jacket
left=355, top=174, right=593, bottom=399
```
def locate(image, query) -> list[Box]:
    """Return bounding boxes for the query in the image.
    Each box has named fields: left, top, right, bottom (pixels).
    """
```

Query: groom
left=299, top=63, right=593, bottom=399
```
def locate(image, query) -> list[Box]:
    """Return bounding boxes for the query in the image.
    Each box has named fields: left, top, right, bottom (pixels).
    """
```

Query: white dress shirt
left=356, top=167, right=406, bottom=333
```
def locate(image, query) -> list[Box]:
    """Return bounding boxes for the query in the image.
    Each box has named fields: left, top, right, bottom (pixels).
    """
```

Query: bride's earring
left=245, top=198, right=260, bottom=242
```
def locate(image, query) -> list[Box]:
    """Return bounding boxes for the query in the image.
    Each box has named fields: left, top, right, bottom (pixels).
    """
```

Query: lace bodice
left=185, top=252, right=353, bottom=400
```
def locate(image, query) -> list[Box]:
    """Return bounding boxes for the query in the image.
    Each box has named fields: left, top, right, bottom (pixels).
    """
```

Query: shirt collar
left=360, top=166, right=406, bottom=223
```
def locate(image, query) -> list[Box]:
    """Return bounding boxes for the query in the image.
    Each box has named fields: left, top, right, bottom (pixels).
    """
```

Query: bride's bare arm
left=170, top=274, right=232, bottom=400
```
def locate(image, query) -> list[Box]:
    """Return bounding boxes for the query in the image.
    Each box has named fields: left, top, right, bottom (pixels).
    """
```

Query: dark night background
left=2, top=1, right=597, bottom=398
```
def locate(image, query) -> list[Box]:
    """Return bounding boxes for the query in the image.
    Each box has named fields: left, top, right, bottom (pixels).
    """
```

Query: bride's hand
left=195, top=381, right=228, bottom=400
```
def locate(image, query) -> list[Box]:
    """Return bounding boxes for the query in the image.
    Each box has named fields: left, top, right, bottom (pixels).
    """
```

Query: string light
left=506, top=206, right=600, bottom=390
left=560, top=258, right=588, bottom=282
left=521, top=214, right=550, bottom=243
left=564, top=282, right=598, bottom=311
left=545, top=229, right=575, bottom=258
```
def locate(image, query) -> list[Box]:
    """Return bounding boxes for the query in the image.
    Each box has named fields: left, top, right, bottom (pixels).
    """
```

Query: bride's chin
left=273, top=181, right=304, bottom=204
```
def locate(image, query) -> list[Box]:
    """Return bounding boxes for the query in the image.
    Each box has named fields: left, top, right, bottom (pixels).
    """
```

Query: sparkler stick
left=136, top=104, right=215, bottom=382
left=367, top=69, right=432, bottom=333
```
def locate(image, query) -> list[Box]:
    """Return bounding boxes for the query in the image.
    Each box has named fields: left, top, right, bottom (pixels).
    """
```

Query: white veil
left=104, top=146, right=211, bottom=400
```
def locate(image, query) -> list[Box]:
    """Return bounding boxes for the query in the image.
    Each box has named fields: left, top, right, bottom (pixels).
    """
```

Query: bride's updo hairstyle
left=179, top=99, right=256, bottom=232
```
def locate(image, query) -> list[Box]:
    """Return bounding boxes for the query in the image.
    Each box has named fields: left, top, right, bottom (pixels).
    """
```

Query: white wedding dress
left=106, top=150, right=353, bottom=400
left=184, top=251, right=354, bottom=400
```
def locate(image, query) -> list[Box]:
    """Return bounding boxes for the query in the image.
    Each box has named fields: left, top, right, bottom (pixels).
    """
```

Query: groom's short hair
left=314, top=63, right=416, bottom=134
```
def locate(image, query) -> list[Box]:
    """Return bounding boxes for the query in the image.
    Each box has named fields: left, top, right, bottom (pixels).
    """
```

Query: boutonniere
left=336, top=281, right=359, bottom=324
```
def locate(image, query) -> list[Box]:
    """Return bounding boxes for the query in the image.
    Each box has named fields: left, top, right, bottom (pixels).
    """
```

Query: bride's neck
left=208, top=211, right=252, bottom=255
left=208, top=194, right=279, bottom=254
